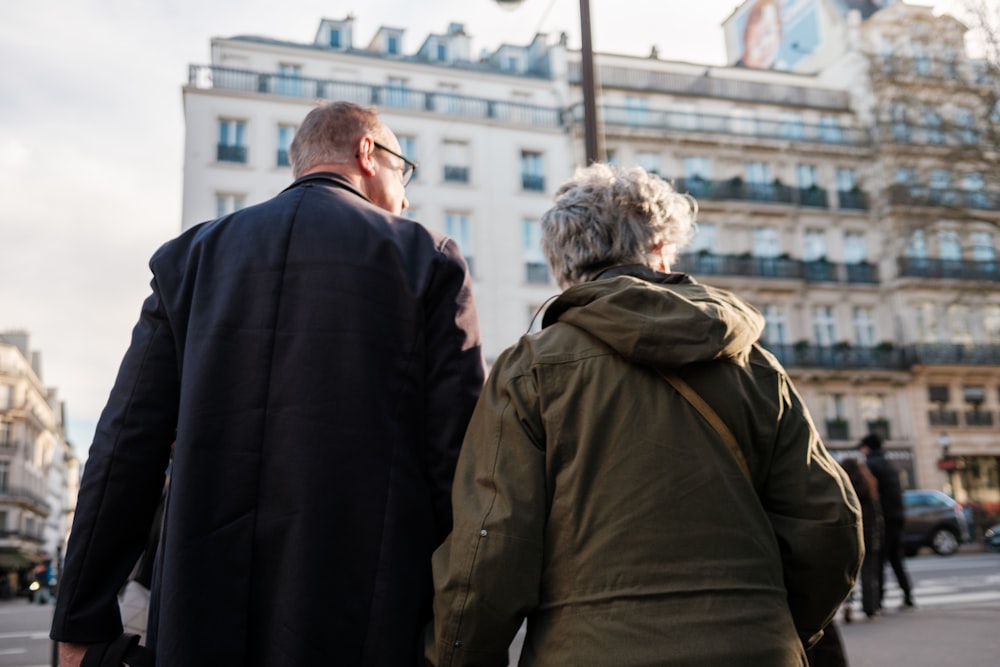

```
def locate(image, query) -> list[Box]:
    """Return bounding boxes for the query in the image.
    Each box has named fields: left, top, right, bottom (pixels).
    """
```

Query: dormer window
left=437, top=43, right=447, bottom=61
left=387, top=35, right=400, bottom=55
left=330, top=29, right=342, bottom=49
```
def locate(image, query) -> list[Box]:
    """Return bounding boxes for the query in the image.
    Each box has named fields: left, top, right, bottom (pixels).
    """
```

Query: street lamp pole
left=495, top=0, right=602, bottom=164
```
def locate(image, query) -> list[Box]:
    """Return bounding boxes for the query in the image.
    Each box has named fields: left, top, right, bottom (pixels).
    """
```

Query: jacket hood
left=542, top=266, right=765, bottom=370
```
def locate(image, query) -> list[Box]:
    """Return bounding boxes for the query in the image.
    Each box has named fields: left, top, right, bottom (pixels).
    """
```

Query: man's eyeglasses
left=374, top=142, right=417, bottom=186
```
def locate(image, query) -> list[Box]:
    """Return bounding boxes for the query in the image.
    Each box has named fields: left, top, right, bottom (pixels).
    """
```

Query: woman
left=426, top=164, right=862, bottom=666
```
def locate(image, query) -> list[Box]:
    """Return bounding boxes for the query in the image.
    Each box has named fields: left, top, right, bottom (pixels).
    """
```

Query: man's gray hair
left=289, top=101, right=383, bottom=178
left=540, top=163, right=698, bottom=289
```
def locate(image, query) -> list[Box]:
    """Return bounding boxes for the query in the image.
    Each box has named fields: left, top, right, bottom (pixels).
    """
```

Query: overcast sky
left=0, top=0, right=964, bottom=459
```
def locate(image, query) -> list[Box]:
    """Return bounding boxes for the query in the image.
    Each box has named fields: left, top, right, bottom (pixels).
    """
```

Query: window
left=781, top=112, right=804, bottom=140
left=276, top=125, right=295, bottom=168
left=955, top=107, right=976, bottom=143
left=684, top=156, right=711, bottom=180
left=0, top=420, right=9, bottom=446
left=752, top=227, right=780, bottom=258
left=844, top=232, right=866, bottom=264
left=825, top=393, right=846, bottom=421
left=731, top=109, right=757, bottom=135
left=930, top=169, right=953, bottom=204
left=804, top=229, right=826, bottom=261
left=796, top=164, right=817, bottom=189
left=636, top=151, right=660, bottom=176
left=939, top=230, right=961, bottom=260
left=626, top=96, right=650, bottom=126
left=0, top=461, right=8, bottom=494
left=443, top=140, right=470, bottom=183
left=0, top=511, right=6, bottom=532
left=689, top=223, right=716, bottom=254
left=912, top=42, right=930, bottom=75
left=397, top=136, right=416, bottom=181
left=670, top=102, right=695, bottom=130
left=859, top=393, right=886, bottom=423
left=891, top=103, right=910, bottom=142
left=217, top=119, right=247, bottom=163
left=215, top=193, right=246, bottom=218
left=387, top=35, right=400, bottom=55
left=984, top=306, right=1000, bottom=342
left=761, top=305, right=788, bottom=346
left=746, top=162, right=770, bottom=184
left=929, top=385, right=950, bottom=404
left=964, top=173, right=987, bottom=208
left=520, top=151, right=544, bottom=191
left=812, top=306, right=837, bottom=346
left=853, top=307, right=876, bottom=346
left=906, top=230, right=928, bottom=257
left=819, top=115, right=841, bottom=143
left=915, top=301, right=938, bottom=342
left=836, top=168, right=856, bottom=191
left=277, top=64, right=302, bottom=96
left=523, top=220, right=549, bottom=284
left=445, top=213, right=474, bottom=275
left=947, top=304, right=973, bottom=343
left=963, top=385, right=985, bottom=405
left=972, top=232, right=995, bottom=261
left=924, top=109, right=943, bottom=144
left=896, top=167, right=917, bottom=185
left=329, top=29, right=342, bottom=48
left=386, top=77, right=409, bottom=108
left=437, top=43, right=447, bottom=61
left=437, top=83, right=461, bottom=114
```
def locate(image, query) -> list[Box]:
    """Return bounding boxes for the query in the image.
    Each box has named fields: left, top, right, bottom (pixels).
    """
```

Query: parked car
left=902, top=489, right=971, bottom=556
left=985, top=524, right=1000, bottom=553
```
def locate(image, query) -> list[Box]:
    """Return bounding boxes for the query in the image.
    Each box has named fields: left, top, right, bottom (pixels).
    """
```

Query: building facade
left=179, top=1, right=999, bottom=512
left=0, top=331, right=79, bottom=597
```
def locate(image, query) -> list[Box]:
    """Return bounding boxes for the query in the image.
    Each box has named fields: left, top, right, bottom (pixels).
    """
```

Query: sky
left=0, top=0, right=967, bottom=460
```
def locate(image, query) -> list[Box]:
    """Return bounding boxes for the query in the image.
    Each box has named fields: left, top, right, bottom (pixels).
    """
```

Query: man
left=426, top=164, right=862, bottom=666
left=51, top=101, right=485, bottom=666
left=859, top=432, right=915, bottom=609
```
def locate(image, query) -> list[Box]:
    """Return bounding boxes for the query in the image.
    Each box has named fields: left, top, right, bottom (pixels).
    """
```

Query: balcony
left=928, top=409, right=960, bottom=426
left=837, top=189, right=868, bottom=210
left=444, top=166, right=469, bottom=183
left=798, top=187, right=829, bottom=208
left=525, top=262, right=550, bottom=284
left=765, top=343, right=909, bottom=370
left=521, top=174, right=545, bottom=192
left=188, top=65, right=563, bottom=129
left=676, top=252, right=879, bottom=285
left=880, top=124, right=981, bottom=148
left=826, top=419, right=850, bottom=441
left=887, top=185, right=999, bottom=211
left=964, top=410, right=994, bottom=427
left=216, top=143, right=248, bottom=163
left=897, top=256, right=1000, bottom=281
left=592, top=106, right=869, bottom=146
left=910, top=343, right=1000, bottom=365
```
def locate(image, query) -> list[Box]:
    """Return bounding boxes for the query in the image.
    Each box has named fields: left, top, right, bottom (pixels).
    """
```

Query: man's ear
left=356, top=135, right=377, bottom=176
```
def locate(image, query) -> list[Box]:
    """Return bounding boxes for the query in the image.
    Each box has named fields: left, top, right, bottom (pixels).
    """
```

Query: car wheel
left=930, top=528, right=959, bottom=556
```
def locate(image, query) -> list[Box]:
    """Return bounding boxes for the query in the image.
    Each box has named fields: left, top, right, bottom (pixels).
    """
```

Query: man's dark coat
left=51, top=173, right=485, bottom=665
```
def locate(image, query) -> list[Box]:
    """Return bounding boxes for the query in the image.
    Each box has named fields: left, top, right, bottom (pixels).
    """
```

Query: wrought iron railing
left=897, top=257, right=1000, bottom=281
left=676, top=252, right=879, bottom=285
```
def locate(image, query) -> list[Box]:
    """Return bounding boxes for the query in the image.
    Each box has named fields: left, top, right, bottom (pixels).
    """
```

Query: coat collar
left=281, top=171, right=371, bottom=204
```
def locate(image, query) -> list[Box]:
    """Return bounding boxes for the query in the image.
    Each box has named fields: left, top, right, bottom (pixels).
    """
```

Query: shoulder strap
left=657, top=370, right=752, bottom=483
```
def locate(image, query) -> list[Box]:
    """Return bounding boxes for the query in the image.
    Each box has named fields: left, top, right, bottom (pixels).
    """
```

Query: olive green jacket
left=428, top=270, right=862, bottom=667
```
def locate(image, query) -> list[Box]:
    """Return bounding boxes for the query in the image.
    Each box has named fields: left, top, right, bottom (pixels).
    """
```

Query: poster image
left=732, top=0, right=821, bottom=70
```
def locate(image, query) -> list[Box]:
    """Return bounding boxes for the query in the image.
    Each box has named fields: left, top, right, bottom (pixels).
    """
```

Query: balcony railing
left=897, top=256, right=1000, bottom=281
left=0, top=530, right=44, bottom=544
left=217, top=143, right=247, bottom=163
left=674, top=177, right=870, bottom=211
left=928, top=410, right=960, bottom=426
left=873, top=55, right=991, bottom=85
left=826, top=420, right=850, bottom=441
left=676, top=252, right=879, bottom=285
left=594, top=107, right=869, bottom=146
left=910, top=343, right=1000, bottom=365
left=570, top=62, right=853, bottom=110
left=764, top=343, right=909, bottom=370
left=189, top=65, right=563, bottom=129
left=444, top=166, right=470, bottom=183
left=521, top=174, right=545, bottom=192
left=964, top=410, right=994, bottom=426
left=837, top=189, right=869, bottom=210
left=887, top=185, right=999, bottom=210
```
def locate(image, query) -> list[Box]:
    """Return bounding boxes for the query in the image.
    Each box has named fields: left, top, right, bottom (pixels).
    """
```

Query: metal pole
left=578, top=0, right=602, bottom=164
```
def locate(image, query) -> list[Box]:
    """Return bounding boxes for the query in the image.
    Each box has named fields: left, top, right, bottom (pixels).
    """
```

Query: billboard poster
left=732, top=0, right=821, bottom=70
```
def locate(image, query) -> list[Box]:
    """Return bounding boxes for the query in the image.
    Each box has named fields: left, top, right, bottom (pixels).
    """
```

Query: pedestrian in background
left=50, top=101, right=485, bottom=667
left=426, top=163, right=862, bottom=666
left=859, top=432, right=915, bottom=610
left=840, top=456, right=882, bottom=620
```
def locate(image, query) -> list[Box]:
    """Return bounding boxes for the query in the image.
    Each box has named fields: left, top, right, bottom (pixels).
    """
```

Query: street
left=0, top=551, right=995, bottom=666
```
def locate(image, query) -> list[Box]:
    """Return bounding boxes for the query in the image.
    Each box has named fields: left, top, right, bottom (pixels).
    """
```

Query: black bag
left=80, top=634, right=155, bottom=667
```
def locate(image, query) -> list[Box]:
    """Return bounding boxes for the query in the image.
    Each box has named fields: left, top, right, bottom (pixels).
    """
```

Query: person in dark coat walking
left=50, top=101, right=485, bottom=667
left=840, top=456, right=882, bottom=620
left=858, top=433, right=915, bottom=609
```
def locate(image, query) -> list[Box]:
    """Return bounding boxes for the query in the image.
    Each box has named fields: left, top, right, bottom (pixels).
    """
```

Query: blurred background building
left=178, top=0, right=1000, bottom=513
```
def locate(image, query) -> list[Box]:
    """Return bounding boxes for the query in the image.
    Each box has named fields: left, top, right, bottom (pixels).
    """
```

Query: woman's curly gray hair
left=540, top=163, right=698, bottom=289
